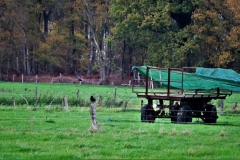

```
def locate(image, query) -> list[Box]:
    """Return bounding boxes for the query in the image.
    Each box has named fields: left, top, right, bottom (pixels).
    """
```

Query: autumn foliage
left=0, top=0, right=240, bottom=81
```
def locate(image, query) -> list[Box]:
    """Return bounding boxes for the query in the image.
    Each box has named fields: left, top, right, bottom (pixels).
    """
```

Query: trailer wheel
left=170, top=105, right=179, bottom=123
left=205, top=105, right=217, bottom=124
left=141, top=104, right=155, bottom=123
left=177, top=105, right=192, bottom=123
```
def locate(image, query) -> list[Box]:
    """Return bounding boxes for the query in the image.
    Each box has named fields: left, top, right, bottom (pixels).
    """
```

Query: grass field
left=0, top=82, right=240, bottom=159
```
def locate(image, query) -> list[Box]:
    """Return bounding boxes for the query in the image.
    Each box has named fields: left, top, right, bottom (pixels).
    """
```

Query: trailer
left=132, top=66, right=240, bottom=124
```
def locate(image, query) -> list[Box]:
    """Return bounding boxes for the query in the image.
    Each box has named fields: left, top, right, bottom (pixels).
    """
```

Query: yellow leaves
left=75, top=33, right=85, bottom=41
left=39, top=42, right=51, bottom=52
left=205, top=10, right=218, bottom=19
left=226, top=26, right=240, bottom=49
left=48, top=35, right=65, bottom=45
left=206, top=36, right=216, bottom=44
left=226, top=0, right=240, bottom=10
left=220, top=51, right=233, bottom=61
left=226, top=0, right=240, bottom=22
left=218, top=52, right=234, bottom=67
left=209, top=51, right=234, bottom=68
left=38, top=34, right=65, bottom=54
left=192, top=11, right=205, bottom=22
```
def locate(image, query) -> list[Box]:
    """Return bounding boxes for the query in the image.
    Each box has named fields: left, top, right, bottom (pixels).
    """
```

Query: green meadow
left=0, top=82, right=240, bottom=159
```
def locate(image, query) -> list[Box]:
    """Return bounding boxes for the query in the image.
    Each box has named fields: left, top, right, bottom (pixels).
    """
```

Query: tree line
left=0, top=0, right=239, bottom=83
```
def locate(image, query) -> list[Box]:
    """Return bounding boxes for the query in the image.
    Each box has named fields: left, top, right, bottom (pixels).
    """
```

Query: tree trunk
left=83, top=0, right=109, bottom=85
left=22, top=27, right=30, bottom=74
left=121, top=40, right=126, bottom=80
left=87, top=29, right=94, bottom=75
left=43, top=10, right=50, bottom=34
left=16, top=57, right=19, bottom=76
left=23, top=44, right=30, bottom=74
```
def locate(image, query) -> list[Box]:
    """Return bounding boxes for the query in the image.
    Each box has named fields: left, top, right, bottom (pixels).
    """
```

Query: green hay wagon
left=132, top=66, right=240, bottom=123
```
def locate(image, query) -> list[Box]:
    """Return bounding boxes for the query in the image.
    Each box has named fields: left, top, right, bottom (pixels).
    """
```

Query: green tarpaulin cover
left=132, top=66, right=240, bottom=92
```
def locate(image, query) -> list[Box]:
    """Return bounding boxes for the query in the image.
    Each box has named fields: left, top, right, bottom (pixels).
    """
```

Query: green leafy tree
left=189, top=0, right=238, bottom=68
left=224, top=0, right=240, bottom=71
left=110, top=0, right=199, bottom=69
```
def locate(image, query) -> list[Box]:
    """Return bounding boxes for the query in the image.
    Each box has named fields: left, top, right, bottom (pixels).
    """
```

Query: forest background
left=0, top=0, right=240, bottom=84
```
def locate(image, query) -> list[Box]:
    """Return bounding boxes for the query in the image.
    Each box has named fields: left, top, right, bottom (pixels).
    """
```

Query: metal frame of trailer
left=132, top=67, right=232, bottom=123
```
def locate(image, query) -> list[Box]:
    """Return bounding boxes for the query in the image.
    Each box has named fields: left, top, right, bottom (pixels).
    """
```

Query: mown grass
left=0, top=107, right=240, bottom=159
left=0, top=82, right=240, bottom=159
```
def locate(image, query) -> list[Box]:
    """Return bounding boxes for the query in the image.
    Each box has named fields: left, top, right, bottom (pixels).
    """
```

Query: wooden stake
left=98, top=96, right=102, bottom=106
left=220, top=99, right=224, bottom=115
left=114, top=87, right=117, bottom=102
left=64, top=97, right=69, bottom=112
left=13, top=100, right=16, bottom=109
left=61, top=98, right=64, bottom=110
left=76, top=89, right=80, bottom=99
left=35, top=86, right=38, bottom=97
left=90, top=102, right=98, bottom=131
left=150, top=76, right=153, bottom=89
left=33, top=98, right=38, bottom=111
left=33, top=86, right=39, bottom=111
left=138, top=72, right=140, bottom=85
left=59, top=73, right=62, bottom=83
left=233, top=102, right=238, bottom=110
left=123, top=101, right=128, bottom=110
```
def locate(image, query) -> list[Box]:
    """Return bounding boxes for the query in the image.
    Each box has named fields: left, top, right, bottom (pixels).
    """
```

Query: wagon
left=132, top=66, right=240, bottom=123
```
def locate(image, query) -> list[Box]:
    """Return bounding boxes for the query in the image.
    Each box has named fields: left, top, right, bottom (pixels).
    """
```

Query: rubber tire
left=171, top=117, right=177, bottom=123
left=177, top=105, right=192, bottom=123
left=141, top=104, right=155, bottom=123
left=205, top=105, right=217, bottom=124
left=170, top=106, right=179, bottom=123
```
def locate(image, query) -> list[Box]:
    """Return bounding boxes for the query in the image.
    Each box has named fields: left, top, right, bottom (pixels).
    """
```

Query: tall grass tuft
left=219, top=128, right=228, bottom=137
left=182, top=129, right=191, bottom=135
left=170, top=127, right=177, bottom=135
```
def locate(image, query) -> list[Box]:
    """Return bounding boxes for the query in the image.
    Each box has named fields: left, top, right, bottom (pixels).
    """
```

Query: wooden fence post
left=114, top=87, right=117, bottom=102
left=76, top=89, right=80, bottom=99
left=36, top=75, right=38, bottom=83
left=13, top=100, right=16, bottom=109
left=233, top=102, right=238, bottom=110
left=59, top=73, right=63, bottom=83
left=220, top=99, right=224, bottom=115
left=138, top=72, right=140, bottom=85
left=90, top=102, right=98, bottom=132
left=123, top=101, right=128, bottom=111
left=150, top=76, right=154, bottom=89
left=33, top=86, right=38, bottom=111
left=98, top=96, right=102, bottom=106
left=35, top=86, right=38, bottom=97
left=22, top=74, right=24, bottom=83
left=61, top=98, right=64, bottom=110
left=64, top=97, right=69, bottom=111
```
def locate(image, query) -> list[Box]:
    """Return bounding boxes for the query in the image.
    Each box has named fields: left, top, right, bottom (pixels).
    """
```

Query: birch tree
left=83, top=0, right=111, bottom=84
